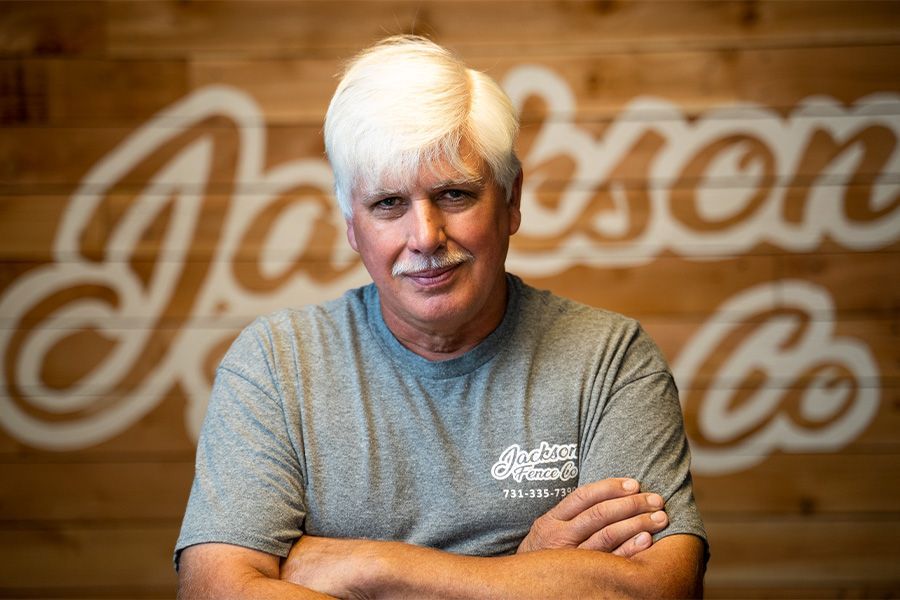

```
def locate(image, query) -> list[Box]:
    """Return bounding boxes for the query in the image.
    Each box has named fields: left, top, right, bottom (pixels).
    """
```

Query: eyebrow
left=359, top=187, right=407, bottom=206
left=428, top=176, right=485, bottom=193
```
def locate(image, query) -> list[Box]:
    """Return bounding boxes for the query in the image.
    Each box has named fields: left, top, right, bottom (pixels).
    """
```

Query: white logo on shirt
left=490, top=442, right=579, bottom=483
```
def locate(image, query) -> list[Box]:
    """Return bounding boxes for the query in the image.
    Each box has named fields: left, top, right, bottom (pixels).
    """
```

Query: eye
left=371, top=196, right=405, bottom=214
left=438, top=188, right=475, bottom=208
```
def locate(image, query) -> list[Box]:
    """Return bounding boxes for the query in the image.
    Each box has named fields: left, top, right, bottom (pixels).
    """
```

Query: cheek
left=355, top=228, right=402, bottom=271
left=461, top=214, right=508, bottom=254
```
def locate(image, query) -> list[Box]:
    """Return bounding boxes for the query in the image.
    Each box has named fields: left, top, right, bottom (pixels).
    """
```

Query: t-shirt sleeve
left=578, top=323, right=707, bottom=547
left=174, top=319, right=306, bottom=568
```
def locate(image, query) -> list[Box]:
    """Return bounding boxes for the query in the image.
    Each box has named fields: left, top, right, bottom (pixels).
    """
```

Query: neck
left=392, top=331, right=484, bottom=361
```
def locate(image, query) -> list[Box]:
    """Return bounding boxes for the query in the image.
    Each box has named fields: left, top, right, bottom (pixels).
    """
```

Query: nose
left=406, top=199, right=446, bottom=254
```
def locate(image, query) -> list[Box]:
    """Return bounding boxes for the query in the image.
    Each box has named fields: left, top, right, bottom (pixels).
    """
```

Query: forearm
left=375, top=541, right=699, bottom=599
left=179, top=576, right=333, bottom=600
left=178, top=543, right=336, bottom=600
left=283, top=534, right=705, bottom=600
left=179, top=572, right=333, bottom=600
left=377, top=545, right=641, bottom=599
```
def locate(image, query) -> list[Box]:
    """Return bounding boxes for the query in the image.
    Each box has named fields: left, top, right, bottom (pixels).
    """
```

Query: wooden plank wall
left=1, top=1, right=898, bottom=597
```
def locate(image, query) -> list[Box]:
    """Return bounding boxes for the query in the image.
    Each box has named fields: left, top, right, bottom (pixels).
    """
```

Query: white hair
left=324, top=35, right=521, bottom=217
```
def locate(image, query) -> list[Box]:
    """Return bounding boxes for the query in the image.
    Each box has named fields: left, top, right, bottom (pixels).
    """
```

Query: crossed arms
left=177, top=478, right=706, bottom=599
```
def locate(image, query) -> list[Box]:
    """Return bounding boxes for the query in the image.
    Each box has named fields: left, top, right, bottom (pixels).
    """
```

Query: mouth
left=403, top=264, right=460, bottom=287
left=392, top=247, right=475, bottom=286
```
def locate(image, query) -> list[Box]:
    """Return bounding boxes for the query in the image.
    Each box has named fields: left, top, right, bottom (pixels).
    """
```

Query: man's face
left=345, top=149, right=521, bottom=345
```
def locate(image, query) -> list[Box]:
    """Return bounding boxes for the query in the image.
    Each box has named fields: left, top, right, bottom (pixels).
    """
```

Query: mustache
left=392, top=247, right=475, bottom=278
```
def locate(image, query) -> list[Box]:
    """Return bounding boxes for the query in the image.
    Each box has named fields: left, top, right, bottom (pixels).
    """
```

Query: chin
left=409, top=293, right=476, bottom=324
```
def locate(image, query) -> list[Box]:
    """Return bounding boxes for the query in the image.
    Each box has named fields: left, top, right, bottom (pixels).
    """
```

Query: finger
left=547, top=478, right=640, bottom=521
left=578, top=509, right=669, bottom=553
left=610, top=531, right=653, bottom=558
left=563, top=492, right=664, bottom=543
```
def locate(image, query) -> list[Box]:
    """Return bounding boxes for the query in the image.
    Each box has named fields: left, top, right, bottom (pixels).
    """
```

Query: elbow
left=178, top=567, right=274, bottom=600
left=614, top=570, right=703, bottom=600
left=177, top=543, right=282, bottom=599
left=605, top=571, right=702, bottom=600
left=646, top=574, right=703, bottom=600
left=614, top=536, right=707, bottom=599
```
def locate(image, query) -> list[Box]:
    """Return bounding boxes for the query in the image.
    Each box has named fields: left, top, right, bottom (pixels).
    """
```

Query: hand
left=517, top=478, right=669, bottom=557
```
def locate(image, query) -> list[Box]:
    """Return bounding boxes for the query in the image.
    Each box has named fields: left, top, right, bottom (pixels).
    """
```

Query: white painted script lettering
left=0, top=67, right=892, bottom=470
left=673, top=280, right=880, bottom=475
left=503, top=66, right=900, bottom=273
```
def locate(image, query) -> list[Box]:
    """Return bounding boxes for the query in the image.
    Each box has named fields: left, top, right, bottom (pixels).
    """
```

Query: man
left=176, top=35, right=707, bottom=598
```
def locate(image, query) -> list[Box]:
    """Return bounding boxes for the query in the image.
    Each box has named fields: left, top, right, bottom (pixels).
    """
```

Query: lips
left=404, top=264, right=459, bottom=287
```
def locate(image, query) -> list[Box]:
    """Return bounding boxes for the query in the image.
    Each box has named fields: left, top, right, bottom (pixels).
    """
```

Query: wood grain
left=1, top=1, right=898, bottom=598
left=104, top=1, right=900, bottom=57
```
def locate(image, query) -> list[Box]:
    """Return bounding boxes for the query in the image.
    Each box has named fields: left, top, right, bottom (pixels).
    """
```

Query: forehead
left=354, top=146, right=488, bottom=201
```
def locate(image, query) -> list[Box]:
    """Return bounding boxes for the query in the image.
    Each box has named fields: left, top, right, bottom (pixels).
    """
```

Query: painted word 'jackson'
left=0, top=73, right=891, bottom=466
left=491, top=442, right=579, bottom=483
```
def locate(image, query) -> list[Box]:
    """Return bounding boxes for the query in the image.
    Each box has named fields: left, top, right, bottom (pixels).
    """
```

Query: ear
left=507, top=169, right=523, bottom=235
left=345, top=218, right=359, bottom=252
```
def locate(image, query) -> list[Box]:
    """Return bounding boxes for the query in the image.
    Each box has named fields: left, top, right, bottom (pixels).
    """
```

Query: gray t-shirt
left=176, top=274, right=706, bottom=565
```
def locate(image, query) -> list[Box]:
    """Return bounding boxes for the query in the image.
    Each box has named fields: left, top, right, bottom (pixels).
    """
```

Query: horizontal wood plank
left=6, top=185, right=896, bottom=262
left=645, top=315, right=900, bottom=380
left=521, top=258, right=900, bottom=319
left=3, top=451, right=900, bottom=522
left=3, top=119, right=897, bottom=196
left=0, top=58, right=189, bottom=125
left=190, top=45, right=900, bottom=124
left=0, top=1, right=104, bottom=57
left=781, top=251, right=900, bottom=317
left=0, top=255, right=777, bottom=321
left=1, top=518, right=897, bottom=595
left=0, top=123, right=326, bottom=189
left=693, top=452, right=900, bottom=515
left=705, top=584, right=900, bottom=599
left=4, top=44, right=899, bottom=127
left=704, top=517, right=900, bottom=587
left=0, top=524, right=180, bottom=592
left=0, top=390, right=197, bottom=457
left=0, top=461, right=193, bottom=522
left=105, top=1, right=900, bottom=58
